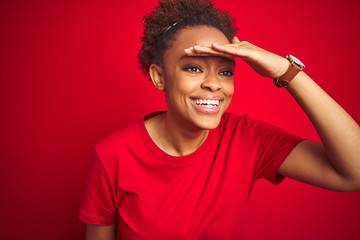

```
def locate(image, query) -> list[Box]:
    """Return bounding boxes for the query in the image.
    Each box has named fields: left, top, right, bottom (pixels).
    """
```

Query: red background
left=1, top=0, right=360, bottom=239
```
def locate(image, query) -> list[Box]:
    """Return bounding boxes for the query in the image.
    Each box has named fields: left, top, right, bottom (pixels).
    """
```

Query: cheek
left=223, top=80, right=235, bottom=97
left=166, top=74, right=200, bottom=95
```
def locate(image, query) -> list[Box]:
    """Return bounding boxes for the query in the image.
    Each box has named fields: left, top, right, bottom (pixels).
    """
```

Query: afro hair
left=138, top=0, right=237, bottom=78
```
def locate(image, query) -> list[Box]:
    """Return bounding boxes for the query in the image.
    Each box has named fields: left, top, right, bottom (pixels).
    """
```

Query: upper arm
left=86, top=223, right=116, bottom=240
left=278, top=140, right=357, bottom=191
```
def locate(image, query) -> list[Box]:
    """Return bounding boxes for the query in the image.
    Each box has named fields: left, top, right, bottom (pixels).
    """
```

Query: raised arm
left=278, top=69, right=360, bottom=191
left=184, top=37, right=360, bottom=191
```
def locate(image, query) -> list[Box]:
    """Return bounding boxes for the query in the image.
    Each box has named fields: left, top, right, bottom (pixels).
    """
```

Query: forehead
left=167, top=25, right=230, bottom=57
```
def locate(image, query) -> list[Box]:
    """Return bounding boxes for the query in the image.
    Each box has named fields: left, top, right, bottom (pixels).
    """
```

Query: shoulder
left=219, top=112, right=287, bottom=138
left=94, top=120, right=144, bottom=159
left=91, top=119, right=147, bottom=174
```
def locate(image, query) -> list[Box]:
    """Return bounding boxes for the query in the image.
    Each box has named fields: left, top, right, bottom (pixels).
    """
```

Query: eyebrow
left=179, top=55, right=236, bottom=65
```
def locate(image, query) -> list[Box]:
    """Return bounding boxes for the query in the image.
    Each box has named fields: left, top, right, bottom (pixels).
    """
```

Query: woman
left=79, top=0, right=360, bottom=239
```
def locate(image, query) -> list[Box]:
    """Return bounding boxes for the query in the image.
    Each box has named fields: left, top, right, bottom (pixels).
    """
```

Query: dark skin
left=86, top=25, right=360, bottom=239
left=146, top=26, right=235, bottom=156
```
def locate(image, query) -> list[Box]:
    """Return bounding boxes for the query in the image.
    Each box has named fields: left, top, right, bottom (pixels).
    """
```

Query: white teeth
left=192, top=99, right=220, bottom=107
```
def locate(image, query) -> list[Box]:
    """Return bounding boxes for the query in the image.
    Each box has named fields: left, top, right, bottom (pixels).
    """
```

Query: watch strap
left=273, top=56, right=303, bottom=88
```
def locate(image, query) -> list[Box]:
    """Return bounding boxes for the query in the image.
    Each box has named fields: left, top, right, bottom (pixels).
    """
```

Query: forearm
left=286, top=71, right=360, bottom=185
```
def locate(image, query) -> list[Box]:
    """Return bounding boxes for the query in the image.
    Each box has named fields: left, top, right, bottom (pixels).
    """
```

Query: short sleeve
left=78, top=152, right=117, bottom=225
left=253, top=120, right=304, bottom=185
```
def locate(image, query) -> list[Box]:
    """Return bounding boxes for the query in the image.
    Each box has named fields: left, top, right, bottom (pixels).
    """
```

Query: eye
left=184, top=66, right=202, bottom=73
left=219, top=70, right=234, bottom=77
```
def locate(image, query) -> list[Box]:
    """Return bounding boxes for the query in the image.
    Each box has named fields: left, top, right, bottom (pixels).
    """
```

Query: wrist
left=273, top=55, right=305, bottom=88
left=275, top=57, right=291, bottom=79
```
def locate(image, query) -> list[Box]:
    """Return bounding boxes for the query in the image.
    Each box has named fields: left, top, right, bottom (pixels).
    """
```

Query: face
left=159, top=25, right=235, bottom=131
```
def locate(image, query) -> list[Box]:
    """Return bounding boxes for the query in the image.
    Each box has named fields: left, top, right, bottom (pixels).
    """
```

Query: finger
left=211, top=43, right=252, bottom=59
left=185, top=51, right=235, bottom=58
left=184, top=46, right=213, bottom=53
left=184, top=47, right=195, bottom=54
left=184, top=47, right=212, bottom=56
left=185, top=45, right=229, bottom=56
left=195, top=46, right=236, bottom=58
left=232, top=36, right=240, bottom=43
left=184, top=47, right=234, bottom=58
left=186, top=41, right=249, bottom=55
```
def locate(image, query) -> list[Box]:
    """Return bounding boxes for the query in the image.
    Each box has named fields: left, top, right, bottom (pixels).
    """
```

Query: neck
left=145, top=112, right=209, bottom=156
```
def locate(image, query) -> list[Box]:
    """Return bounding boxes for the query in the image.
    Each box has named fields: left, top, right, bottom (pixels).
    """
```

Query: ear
left=149, top=64, right=165, bottom=91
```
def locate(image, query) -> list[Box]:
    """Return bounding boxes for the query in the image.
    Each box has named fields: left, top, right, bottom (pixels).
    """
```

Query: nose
left=201, top=72, right=221, bottom=92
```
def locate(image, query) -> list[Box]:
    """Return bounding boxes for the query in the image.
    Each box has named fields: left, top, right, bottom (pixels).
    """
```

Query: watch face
left=288, top=55, right=305, bottom=69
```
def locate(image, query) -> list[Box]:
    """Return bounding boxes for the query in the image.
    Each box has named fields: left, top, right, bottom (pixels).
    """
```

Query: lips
left=190, top=96, right=223, bottom=114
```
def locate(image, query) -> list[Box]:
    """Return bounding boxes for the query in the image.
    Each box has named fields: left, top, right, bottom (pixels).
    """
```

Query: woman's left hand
left=184, top=37, right=290, bottom=79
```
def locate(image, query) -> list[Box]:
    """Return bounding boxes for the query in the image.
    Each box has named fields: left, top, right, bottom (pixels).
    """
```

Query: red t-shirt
left=79, top=112, right=303, bottom=239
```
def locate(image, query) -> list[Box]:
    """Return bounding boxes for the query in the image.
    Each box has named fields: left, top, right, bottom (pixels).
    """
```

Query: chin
left=193, top=115, right=222, bottom=130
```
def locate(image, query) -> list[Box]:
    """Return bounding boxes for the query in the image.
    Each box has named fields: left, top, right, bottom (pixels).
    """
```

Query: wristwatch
left=273, top=55, right=305, bottom=88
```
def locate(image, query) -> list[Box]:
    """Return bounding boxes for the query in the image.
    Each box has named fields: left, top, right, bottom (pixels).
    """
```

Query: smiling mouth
left=191, top=99, right=220, bottom=108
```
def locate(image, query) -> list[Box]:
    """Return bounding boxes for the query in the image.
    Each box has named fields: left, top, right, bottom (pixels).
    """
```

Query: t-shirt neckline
left=140, top=112, right=217, bottom=162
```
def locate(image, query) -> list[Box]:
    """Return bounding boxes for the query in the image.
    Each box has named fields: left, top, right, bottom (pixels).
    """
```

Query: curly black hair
left=138, top=0, right=237, bottom=78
